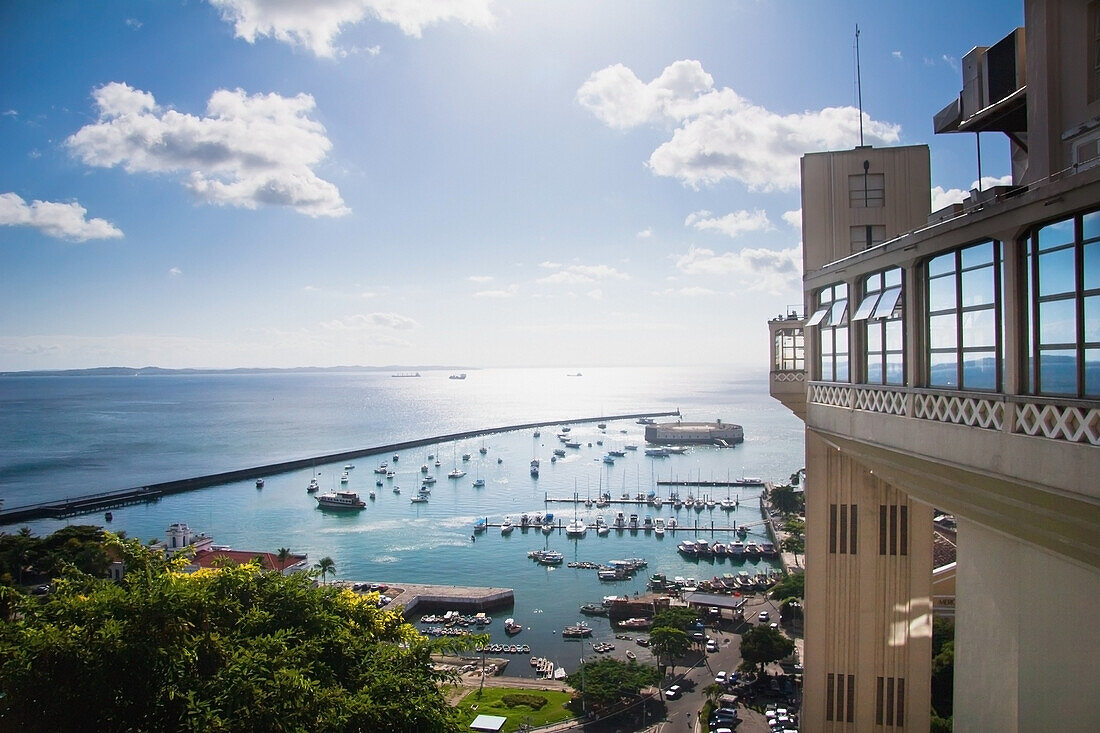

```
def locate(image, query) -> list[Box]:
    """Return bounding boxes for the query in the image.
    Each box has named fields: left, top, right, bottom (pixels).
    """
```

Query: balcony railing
left=808, top=382, right=1100, bottom=446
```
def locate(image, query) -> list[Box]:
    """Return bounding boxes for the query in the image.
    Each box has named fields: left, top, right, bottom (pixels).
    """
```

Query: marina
left=2, top=366, right=802, bottom=679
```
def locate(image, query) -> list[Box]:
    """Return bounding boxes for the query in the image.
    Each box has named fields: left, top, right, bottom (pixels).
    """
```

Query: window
left=830, top=504, right=858, bottom=554
left=774, top=328, right=804, bottom=371
left=1026, top=208, right=1100, bottom=397
left=926, top=241, right=1001, bottom=390
left=850, top=224, right=886, bottom=251
left=849, top=171, right=885, bottom=208
left=876, top=676, right=906, bottom=726
left=813, top=283, right=849, bottom=382
left=855, top=268, right=904, bottom=384
left=878, top=504, right=908, bottom=556
left=827, top=672, right=856, bottom=723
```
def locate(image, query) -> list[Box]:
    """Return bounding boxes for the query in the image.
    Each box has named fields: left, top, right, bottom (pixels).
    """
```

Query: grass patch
left=455, top=687, right=574, bottom=732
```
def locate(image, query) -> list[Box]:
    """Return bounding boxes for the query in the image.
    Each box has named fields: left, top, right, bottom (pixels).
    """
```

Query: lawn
left=454, top=686, right=576, bottom=732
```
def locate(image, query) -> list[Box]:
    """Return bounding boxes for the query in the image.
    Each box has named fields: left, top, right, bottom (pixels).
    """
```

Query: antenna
left=855, top=24, right=864, bottom=146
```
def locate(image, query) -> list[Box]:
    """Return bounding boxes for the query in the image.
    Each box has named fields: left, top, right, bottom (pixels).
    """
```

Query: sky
left=0, top=1, right=1023, bottom=371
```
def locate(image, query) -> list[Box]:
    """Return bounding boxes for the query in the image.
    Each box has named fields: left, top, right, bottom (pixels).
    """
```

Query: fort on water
left=643, top=419, right=744, bottom=446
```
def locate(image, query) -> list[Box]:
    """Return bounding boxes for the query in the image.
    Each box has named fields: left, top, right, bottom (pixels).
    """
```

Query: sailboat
left=472, top=464, right=485, bottom=488
left=566, top=482, right=587, bottom=537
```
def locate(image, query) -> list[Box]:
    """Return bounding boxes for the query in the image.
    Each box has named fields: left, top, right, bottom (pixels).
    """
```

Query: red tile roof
left=191, top=548, right=306, bottom=572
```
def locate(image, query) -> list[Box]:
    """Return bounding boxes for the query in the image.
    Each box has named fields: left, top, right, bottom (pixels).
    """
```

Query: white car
left=758, top=610, right=770, bottom=622
left=664, top=684, right=682, bottom=699
left=714, top=670, right=727, bottom=684
left=706, top=639, right=719, bottom=652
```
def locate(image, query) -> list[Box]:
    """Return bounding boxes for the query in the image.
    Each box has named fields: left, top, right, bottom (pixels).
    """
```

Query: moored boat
left=316, top=490, right=366, bottom=510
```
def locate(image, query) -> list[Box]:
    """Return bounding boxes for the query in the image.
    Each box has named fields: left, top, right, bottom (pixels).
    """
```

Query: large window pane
left=1038, top=218, right=1074, bottom=251
left=930, top=314, right=958, bottom=349
left=929, top=276, right=956, bottom=312
left=1086, top=242, right=1099, bottom=291
left=961, top=240, right=994, bottom=268
left=821, top=360, right=834, bottom=382
left=1039, top=349, right=1078, bottom=394
left=867, top=325, right=882, bottom=351
left=963, top=352, right=997, bottom=390
left=885, top=268, right=902, bottom=287
left=1086, top=348, right=1100, bottom=396
left=961, top=267, right=996, bottom=306
left=962, top=308, right=997, bottom=349
left=1038, top=248, right=1076, bottom=297
left=930, top=352, right=957, bottom=387
left=885, top=353, right=904, bottom=384
left=885, top=320, right=903, bottom=351
left=1086, top=294, right=1100, bottom=342
left=836, top=355, right=849, bottom=382
left=1084, top=211, right=1100, bottom=242
left=852, top=293, right=880, bottom=321
left=871, top=287, right=902, bottom=320
left=866, top=359, right=883, bottom=383
left=928, top=252, right=955, bottom=278
left=1039, top=298, right=1078, bottom=345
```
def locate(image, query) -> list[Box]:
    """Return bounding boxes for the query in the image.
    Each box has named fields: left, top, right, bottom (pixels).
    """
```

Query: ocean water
left=0, top=366, right=804, bottom=675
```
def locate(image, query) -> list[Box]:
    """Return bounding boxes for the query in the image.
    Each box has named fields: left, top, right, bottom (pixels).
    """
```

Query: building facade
left=769, top=2, right=1100, bottom=730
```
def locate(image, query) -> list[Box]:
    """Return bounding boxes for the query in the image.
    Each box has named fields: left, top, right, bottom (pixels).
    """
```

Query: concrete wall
left=954, top=518, right=1100, bottom=732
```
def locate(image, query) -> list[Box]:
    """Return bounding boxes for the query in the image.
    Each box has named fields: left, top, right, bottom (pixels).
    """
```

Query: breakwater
left=0, top=410, right=679, bottom=525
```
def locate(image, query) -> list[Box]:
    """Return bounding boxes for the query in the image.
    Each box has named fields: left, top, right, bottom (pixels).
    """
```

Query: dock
left=0, top=409, right=679, bottom=526
left=347, top=582, right=514, bottom=615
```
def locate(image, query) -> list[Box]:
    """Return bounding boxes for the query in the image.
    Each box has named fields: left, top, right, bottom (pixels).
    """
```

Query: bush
left=501, top=693, right=547, bottom=710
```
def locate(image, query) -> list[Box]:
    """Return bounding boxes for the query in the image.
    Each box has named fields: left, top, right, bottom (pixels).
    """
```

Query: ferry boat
left=315, top=490, right=366, bottom=510
left=561, top=622, right=593, bottom=638
left=644, top=447, right=670, bottom=457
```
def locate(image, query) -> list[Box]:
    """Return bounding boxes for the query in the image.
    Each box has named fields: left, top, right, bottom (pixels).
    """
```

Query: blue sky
left=0, top=1, right=1022, bottom=370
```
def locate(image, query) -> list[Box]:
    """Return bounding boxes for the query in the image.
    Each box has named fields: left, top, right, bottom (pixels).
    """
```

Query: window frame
left=814, top=283, right=850, bottom=382
left=856, top=268, right=904, bottom=385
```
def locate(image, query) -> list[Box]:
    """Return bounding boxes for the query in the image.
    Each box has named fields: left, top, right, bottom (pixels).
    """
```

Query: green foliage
left=314, top=555, right=336, bottom=584
left=500, top=693, right=547, bottom=710
left=768, top=484, right=804, bottom=515
left=931, top=618, right=955, bottom=719
left=779, top=536, right=805, bottom=554
left=779, top=598, right=803, bottom=623
left=455, top=688, right=573, bottom=732
left=566, top=656, right=661, bottom=708
left=739, top=625, right=795, bottom=673
left=0, top=534, right=467, bottom=732
left=931, top=712, right=953, bottom=732
left=782, top=517, right=805, bottom=535
left=770, top=570, right=805, bottom=600
left=650, top=606, right=699, bottom=632
left=0, top=525, right=110, bottom=587
left=648, top=626, right=691, bottom=676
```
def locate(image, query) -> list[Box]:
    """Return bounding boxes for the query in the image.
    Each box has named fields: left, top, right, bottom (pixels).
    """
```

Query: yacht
left=448, top=468, right=466, bottom=479
left=565, top=514, right=587, bottom=537
left=613, top=511, right=626, bottom=529
left=653, top=517, right=665, bottom=536
left=340, top=472, right=349, bottom=484
left=422, top=474, right=436, bottom=485
left=501, top=516, right=514, bottom=535
left=255, top=478, right=264, bottom=488
left=462, top=453, right=471, bottom=462
left=602, top=455, right=615, bottom=465
left=594, top=515, right=609, bottom=535
left=410, top=493, right=428, bottom=503
left=315, top=490, right=366, bottom=510
left=306, top=477, right=320, bottom=493
left=644, top=447, right=670, bottom=457
left=368, top=489, right=376, bottom=499
left=472, top=477, right=486, bottom=488
left=343, top=464, right=354, bottom=470
left=420, top=464, right=429, bottom=474
left=386, top=471, right=396, bottom=479
left=624, top=444, right=638, bottom=451
left=530, top=459, right=540, bottom=477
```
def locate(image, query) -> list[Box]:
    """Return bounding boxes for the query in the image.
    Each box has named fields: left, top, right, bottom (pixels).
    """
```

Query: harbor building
left=768, top=2, right=1099, bottom=730
left=643, top=420, right=745, bottom=445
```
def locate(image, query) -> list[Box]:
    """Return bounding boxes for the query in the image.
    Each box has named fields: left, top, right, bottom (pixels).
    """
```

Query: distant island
left=0, top=366, right=476, bottom=378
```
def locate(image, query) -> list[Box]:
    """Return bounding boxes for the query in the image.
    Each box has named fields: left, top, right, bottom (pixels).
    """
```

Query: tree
left=769, top=570, right=804, bottom=601
left=739, top=625, right=794, bottom=675
left=779, top=536, right=805, bottom=554
left=565, top=656, right=660, bottom=711
left=314, top=555, right=336, bottom=584
left=768, top=484, right=804, bottom=515
left=277, top=547, right=291, bottom=565
left=0, top=534, right=469, bottom=732
left=931, top=617, right=955, bottom=722
left=648, top=626, right=690, bottom=678
left=650, top=606, right=699, bottom=632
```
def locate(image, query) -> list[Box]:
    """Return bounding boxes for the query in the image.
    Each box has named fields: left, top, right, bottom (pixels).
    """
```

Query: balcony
left=768, top=311, right=805, bottom=419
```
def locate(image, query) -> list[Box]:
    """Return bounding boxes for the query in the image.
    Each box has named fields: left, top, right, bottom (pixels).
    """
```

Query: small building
left=645, top=420, right=744, bottom=445
left=468, top=714, right=507, bottom=732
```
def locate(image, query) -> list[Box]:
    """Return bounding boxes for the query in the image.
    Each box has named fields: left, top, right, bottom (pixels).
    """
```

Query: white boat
left=315, top=490, right=366, bottom=510
left=255, top=478, right=264, bottom=488
left=410, top=494, right=428, bottom=503
left=644, top=447, right=670, bottom=457
left=306, top=477, right=320, bottom=493
left=420, top=464, right=429, bottom=473
left=654, top=518, right=665, bottom=536
left=344, top=464, right=354, bottom=470
left=368, top=489, right=376, bottom=499
left=422, top=474, right=436, bottom=485
left=448, top=468, right=466, bottom=479
left=566, top=517, right=587, bottom=537
left=473, top=477, right=485, bottom=488
left=462, top=453, right=471, bottom=462
left=501, top=516, right=514, bottom=535
left=340, top=472, right=349, bottom=484
left=386, top=471, right=396, bottom=479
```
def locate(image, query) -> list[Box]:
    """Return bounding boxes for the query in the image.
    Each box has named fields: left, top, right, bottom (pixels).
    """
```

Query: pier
left=0, top=410, right=679, bottom=526
left=344, top=582, right=514, bottom=615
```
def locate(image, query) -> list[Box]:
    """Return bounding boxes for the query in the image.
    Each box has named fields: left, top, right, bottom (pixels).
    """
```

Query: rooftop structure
left=643, top=420, right=745, bottom=445
left=769, top=2, right=1099, bottom=729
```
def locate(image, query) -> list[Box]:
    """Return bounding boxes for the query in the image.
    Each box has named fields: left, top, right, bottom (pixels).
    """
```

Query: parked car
left=714, top=671, right=727, bottom=684
left=758, top=610, right=770, bottom=622
left=706, top=639, right=719, bottom=652
left=664, top=684, right=682, bottom=699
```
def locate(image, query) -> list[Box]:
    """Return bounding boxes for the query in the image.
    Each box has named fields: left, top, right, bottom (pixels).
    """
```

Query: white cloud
left=586, top=289, right=603, bottom=300
left=942, top=54, right=959, bottom=72
left=892, top=50, right=902, bottom=60
left=125, top=18, right=143, bottom=30
left=474, top=284, right=518, bottom=298
left=636, top=227, right=653, bottom=238
left=320, top=312, right=419, bottom=330
left=66, top=82, right=348, bottom=218
left=467, top=275, right=494, bottom=283
left=685, top=208, right=771, bottom=238
left=930, top=175, right=1013, bottom=211
left=578, top=59, right=901, bottom=191
left=782, top=209, right=802, bottom=229
left=2, top=109, right=16, bottom=117
left=675, top=243, right=802, bottom=293
left=169, top=267, right=182, bottom=277
left=537, top=263, right=629, bottom=285
left=208, top=0, right=495, bottom=57
left=539, top=260, right=562, bottom=269
left=0, top=192, right=124, bottom=242
left=655, top=286, right=718, bottom=297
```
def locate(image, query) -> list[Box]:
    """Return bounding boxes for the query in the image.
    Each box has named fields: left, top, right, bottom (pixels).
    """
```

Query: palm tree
left=314, top=556, right=336, bottom=585
left=277, top=547, right=291, bottom=564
